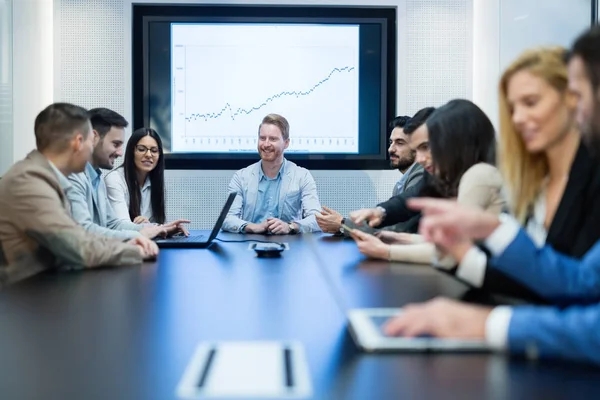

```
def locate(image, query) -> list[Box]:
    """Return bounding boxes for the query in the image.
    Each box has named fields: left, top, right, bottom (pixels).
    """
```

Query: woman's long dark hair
left=123, top=128, right=166, bottom=224
left=424, top=99, right=497, bottom=197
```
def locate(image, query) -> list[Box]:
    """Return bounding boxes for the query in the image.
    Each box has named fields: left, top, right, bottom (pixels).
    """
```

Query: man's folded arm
left=376, top=182, right=423, bottom=227
left=10, top=173, right=142, bottom=267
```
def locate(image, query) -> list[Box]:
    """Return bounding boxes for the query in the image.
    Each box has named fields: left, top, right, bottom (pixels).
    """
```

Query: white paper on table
left=176, top=341, right=312, bottom=399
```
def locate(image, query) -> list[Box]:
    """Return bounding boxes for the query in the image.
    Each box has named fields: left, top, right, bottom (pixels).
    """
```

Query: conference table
left=0, top=232, right=599, bottom=399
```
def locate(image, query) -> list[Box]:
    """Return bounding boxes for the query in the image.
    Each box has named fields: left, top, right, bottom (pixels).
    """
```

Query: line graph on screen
left=171, top=24, right=360, bottom=153
left=185, top=66, right=355, bottom=123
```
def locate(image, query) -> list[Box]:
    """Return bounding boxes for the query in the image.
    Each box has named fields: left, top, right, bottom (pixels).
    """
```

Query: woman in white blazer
left=105, top=128, right=166, bottom=224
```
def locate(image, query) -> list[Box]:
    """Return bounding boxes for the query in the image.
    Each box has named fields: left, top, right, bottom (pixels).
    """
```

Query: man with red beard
left=223, top=114, right=321, bottom=234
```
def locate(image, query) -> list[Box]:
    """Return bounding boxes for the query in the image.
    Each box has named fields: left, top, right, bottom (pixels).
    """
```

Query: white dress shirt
left=104, top=168, right=154, bottom=223
left=480, top=214, right=523, bottom=350
left=454, top=191, right=548, bottom=288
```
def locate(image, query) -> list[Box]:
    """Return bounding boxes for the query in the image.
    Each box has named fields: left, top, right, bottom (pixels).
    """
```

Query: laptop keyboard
left=164, top=234, right=206, bottom=242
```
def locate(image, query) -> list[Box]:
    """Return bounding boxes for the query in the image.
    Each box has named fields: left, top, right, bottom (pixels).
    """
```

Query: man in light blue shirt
left=222, top=114, right=321, bottom=234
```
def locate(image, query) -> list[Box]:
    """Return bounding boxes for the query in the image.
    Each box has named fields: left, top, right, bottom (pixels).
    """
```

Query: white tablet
left=347, top=308, right=491, bottom=353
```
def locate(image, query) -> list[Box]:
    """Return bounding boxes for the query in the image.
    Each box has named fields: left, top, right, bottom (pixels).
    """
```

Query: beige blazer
left=388, top=163, right=505, bottom=264
left=0, top=151, right=142, bottom=288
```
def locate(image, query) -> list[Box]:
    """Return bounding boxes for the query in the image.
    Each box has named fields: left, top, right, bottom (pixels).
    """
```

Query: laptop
left=154, top=192, right=237, bottom=249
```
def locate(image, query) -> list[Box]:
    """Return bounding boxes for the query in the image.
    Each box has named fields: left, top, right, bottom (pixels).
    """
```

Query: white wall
left=472, top=0, right=592, bottom=130
left=10, top=0, right=54, bottom=168
left=472, top=0, right=500, bottom=130
left=0, top=0, right=13, bottom=176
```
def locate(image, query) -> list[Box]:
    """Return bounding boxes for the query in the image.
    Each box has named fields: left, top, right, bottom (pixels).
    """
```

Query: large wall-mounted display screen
left=133, top=5, right=396, bottom=169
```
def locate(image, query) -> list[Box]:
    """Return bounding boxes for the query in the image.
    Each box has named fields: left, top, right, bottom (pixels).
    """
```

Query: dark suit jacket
left=386, top=163, right=424, bottom=232
left=481, top=142, right=600, bottom=302
left=376, top=171, right=439, bottom=233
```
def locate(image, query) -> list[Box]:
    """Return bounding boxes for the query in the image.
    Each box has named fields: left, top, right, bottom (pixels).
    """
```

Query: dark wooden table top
left=0, top=232, right=599, bottom=399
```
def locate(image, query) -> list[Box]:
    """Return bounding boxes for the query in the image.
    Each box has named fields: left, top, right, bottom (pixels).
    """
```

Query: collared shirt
left=66, top=162, right=142, bottom=241
left=87, top=163, right=102, bottom=191
left=85, top=163, right=104, bottom=219
left=252, top=160, right=285, bottom=223
left=392, top=162, right=418, bottom=197
left=105, top=168, right=154, bottom=222
left=455, top=214, right=520, bottom=350
left=48, top=161, right=72, bottom=191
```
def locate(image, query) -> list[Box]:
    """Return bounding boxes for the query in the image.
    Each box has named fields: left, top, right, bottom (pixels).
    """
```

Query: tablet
left=342, top=219, right=378, bottom=235
left=347, top=308, right=491, bottom=353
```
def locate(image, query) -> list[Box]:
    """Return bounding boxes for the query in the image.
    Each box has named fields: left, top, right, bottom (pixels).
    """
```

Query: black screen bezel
left=132, top=4, right=397, bottom=170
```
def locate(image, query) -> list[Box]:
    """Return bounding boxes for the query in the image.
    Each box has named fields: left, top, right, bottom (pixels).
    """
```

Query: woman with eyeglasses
left=105, top=127, right=167, bottom=224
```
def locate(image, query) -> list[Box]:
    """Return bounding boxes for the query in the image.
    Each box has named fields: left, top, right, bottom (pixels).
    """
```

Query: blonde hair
left=259, top=113, right=290, bottom=140
left=498, top=46, right=569, bottom=223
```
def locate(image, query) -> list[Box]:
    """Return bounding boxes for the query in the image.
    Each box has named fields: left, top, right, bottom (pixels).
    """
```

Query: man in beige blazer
left=0, top=103, right=158, bottom=288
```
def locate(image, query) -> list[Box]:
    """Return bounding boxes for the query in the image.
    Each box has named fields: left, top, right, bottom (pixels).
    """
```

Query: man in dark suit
left=389, top=116, right=425, bottom=196
left=347, top=107, right=435, bottom=232
left=316, top=115, right=424, bottom=234
left=381, top=26, right=600, bottom=367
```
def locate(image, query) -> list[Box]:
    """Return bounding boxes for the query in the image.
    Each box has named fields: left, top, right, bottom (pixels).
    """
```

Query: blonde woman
left=429, top=47, right=600, bottom=300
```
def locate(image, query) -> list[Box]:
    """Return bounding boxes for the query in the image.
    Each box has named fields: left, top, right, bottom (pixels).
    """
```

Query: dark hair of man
left=121, top=128, right=166, bottom=224
left=403, top=107, right=436, bottom=134
left=566, top=27, right=600, bottom=151
left=88, top=108, right=129, bottom=138
left=566, top=26, right=600, bottom=88
left=34, top=103, right=90, bottom=151
left=388, top=115, right=411, bottom=131
left=426, top=99, right=496, bottom=197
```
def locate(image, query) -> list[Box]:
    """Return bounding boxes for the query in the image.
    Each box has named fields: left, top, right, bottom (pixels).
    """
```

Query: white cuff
left=485, top=306, right=513, bottom=350
left=432, top=251, right=456, bottom=270
left=409, top=234, right=426, bottom=244
left=483, top=214, right=520, bottom=256
left=455, top=246, right=488, bottom=287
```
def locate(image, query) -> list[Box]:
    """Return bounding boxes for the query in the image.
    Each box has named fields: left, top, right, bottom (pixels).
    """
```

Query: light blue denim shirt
left=252, top=160, right=285, bottom=224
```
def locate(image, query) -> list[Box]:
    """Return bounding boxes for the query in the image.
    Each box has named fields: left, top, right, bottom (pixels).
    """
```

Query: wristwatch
left=288, top=223, right=298, bottom=235
left=376, top=206, right=387, bottom=222
left=339, top=217, right=346, bottom=234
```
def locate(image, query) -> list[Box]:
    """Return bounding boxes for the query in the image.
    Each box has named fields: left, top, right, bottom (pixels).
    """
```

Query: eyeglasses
left=135, top=145, right=160, bottom=155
